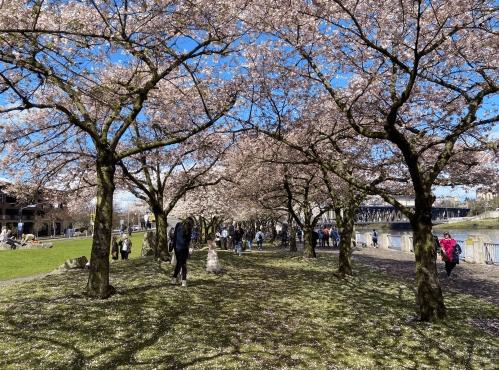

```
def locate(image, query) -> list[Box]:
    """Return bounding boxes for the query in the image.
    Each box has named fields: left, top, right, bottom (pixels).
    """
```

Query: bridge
left=319, top=205, right=470, bottom=227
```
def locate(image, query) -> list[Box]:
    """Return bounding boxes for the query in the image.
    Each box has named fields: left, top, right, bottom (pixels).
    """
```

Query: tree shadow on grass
left=0, top=252, right=498, bottom=369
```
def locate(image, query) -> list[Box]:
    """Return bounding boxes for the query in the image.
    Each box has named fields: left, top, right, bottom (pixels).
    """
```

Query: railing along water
left=484, top=243, right=499, bottom=265
left=387, top=235, right=402, bottom=250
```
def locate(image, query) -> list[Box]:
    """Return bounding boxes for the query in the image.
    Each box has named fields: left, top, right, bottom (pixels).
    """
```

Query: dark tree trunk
left=411, top=201, right=446, bottom=321
left=336, top=209, right=354, bottom=276
left=288, top=213, right=297, bottom=252
left=86, top=157, right=115, bottom=297
left=155, top=211, right=170, bottom=261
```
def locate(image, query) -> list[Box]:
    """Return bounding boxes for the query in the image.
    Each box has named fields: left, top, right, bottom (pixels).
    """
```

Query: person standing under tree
left=111, top=235, right=119, bottom=261
left=371, top=229, right=379, bottom=248
left=440, top=231, right=458, bottom=278
left=171, top=217, right=195, bottom=287
left=255, top=229, right=264, bottom=250
left=246, top=228, right=254, bottom=251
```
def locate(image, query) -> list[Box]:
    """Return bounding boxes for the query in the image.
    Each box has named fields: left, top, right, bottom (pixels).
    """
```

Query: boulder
left=17, top=242, right=53, bottom=250
left=51, top=256, right=88, bottom=275
left=141, top=230, right=157, bottom=257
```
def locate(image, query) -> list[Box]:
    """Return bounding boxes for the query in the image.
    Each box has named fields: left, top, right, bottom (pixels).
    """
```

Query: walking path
left=319, top=245, right=499, bottom=306
left=3, top=243, right=499, bottom=308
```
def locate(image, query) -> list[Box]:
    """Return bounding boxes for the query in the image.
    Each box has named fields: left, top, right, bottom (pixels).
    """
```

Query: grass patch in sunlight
left=0, top=249, right=497, bottom=369
left=0, top=233, right=144, bottom=281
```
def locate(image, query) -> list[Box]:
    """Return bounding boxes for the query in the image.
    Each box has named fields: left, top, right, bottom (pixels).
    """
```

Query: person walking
left=171, top=217, right=195, bottom=287
left=432, top=230, right=440, bottom=261
left=318, top=229, right=323, bottom=247
left=440, top=231, right=458, bottom=278
left=255, top=229, right=264, bottom=250
left=215, top=229, right=222, bottom=249
left=233, top=225, right=244, bottom=256
left=246, top=228, right=254, bottom=251
left=221, top=227, right=228, bottom=250
left=111, top=235, right=119, bottom=261
left=228, top=222, right=236, bottom=251
left=297, top=229, right=303, bottom=244
left=120, top=224, right=126, bottom=237
left=128, top=224, right=132, bottom=236
left=323, top=228, right=330, bottom=247
left=371, top=229, right=379, bottom=248
left=331, top=227, right=340, bottom=248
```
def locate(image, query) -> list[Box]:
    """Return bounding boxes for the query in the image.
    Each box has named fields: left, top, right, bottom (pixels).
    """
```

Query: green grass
left=0, top=249, right=498, bottom=369
left=0, top=233, right=145, bottom=281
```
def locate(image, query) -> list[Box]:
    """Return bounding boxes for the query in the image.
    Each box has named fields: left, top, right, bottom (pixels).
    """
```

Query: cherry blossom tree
left=0, top=0, right=245, bottom=297
left=246, top=0, right=499, bottom=321
left=117, top=132, right=231, bottom=259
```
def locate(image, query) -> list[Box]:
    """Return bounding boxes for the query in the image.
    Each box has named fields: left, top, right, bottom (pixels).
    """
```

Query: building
left=0, top=182, right=67, bottom=237
left=477, top=189, right=497, bottom=201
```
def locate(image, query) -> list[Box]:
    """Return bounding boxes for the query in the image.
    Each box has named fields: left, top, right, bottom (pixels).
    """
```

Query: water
left=355, top=228, right=499, bottom=249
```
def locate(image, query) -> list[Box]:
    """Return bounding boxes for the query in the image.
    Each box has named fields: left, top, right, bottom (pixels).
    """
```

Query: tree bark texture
left=86, top=157, right=115, bottom=297
left=411, top=210, right=446, bottom=322
left=155, top=211, right=170, bottom=261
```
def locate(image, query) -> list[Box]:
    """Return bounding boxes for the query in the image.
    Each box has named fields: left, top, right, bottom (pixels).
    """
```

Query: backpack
left=258, top=233, right=263, bottom=241
left=453, top=243, right=462, bottom=260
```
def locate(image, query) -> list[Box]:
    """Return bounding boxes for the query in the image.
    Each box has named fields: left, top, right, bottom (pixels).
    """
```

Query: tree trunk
left=86, top=158, right=115, bottom=298
left=411, top=209, right=446, bottom=321
left=155, top=211, right=170, bottom=261
left=288, top=213, right=297, bottom=252
left=336, top=205, right=357, bottom=276
left=337, top=220, right=353, bottom=276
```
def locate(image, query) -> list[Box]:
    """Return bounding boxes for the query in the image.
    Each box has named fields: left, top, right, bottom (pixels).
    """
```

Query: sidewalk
left=318, top=245, right=499, bottom=307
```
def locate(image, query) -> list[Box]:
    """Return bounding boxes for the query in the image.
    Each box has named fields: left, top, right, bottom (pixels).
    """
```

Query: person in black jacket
left=432, top=230, right=440, bottom=261
left=228, top=222, right=236, bottom=251
left=171, top=217, right=195, bottom=287
left=233, top=225, right=244, bottom=256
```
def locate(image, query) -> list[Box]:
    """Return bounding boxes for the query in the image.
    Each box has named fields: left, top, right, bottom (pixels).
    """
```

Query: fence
left=387, top=235, right=402, bottom=250
left=484, top=243, right=499, bottom=265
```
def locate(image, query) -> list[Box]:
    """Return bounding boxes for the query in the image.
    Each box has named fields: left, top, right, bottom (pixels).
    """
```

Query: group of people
left=1, top=228, right=40, bottom=249
left=111, top=234, right=132, bottom=260
left=316, top=227, right=340, bottom=248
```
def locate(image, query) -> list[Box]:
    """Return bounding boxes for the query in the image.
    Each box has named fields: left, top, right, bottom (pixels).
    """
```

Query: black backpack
left=453, top=243, right=462, bottom=256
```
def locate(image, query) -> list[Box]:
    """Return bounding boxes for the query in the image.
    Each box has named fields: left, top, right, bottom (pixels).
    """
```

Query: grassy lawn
left=0, top=248, right=498, bottom=369
left=0, top=233, right=145, bottom=281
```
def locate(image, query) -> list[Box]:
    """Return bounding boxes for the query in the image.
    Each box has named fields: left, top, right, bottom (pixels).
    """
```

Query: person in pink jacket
left=440, top=231, right=457, bottom=277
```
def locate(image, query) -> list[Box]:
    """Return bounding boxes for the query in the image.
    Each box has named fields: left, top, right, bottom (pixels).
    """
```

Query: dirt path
left=318, top=245, right=499, bottom=306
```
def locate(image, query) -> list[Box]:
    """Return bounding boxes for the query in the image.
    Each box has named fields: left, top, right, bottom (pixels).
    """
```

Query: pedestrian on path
left=440, top=231, right=458, bottom=277
left=246, top=228, right=254, bottom=251
left=371, top=229, right=379, bottom=248
left=233, top=225, right=244, bottom=256
left=221, top=227, right=228, bottom=250
left=111, top=235, right=119, bottom=260
left=331, top=227, right=340, bottom=248
left=171, top=217, right=195, bottom=287
left=255, top=229, right=264, bottom=250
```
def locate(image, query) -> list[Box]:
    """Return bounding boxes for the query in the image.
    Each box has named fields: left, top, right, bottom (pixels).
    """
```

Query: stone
left=141, top=230, right=157, bottom=257
left=51, top=256, right=88, bottom=275
left=17, top=242, right=53, bottom=250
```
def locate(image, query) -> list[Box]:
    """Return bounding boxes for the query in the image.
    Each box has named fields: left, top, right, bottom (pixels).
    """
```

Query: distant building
left=0, top=182, right=67, bottom=236
left=477, top=189, right=497, bottom=201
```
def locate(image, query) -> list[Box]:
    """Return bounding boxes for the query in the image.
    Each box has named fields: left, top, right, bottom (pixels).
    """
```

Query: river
left=355, top=228, right=499, bottom=247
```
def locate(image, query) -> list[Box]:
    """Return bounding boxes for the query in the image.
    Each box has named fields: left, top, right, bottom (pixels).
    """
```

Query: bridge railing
left=484, top=243, right=499, bottom=265
left=387, top=235, right=402, bottom=250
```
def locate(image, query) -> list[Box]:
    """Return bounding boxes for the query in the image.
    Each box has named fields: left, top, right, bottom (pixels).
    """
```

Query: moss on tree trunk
left=86, top=158, right=115, bottom=298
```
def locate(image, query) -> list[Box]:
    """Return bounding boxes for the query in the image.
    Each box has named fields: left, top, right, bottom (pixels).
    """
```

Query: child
left=206, top=233, right=221, bottom=273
